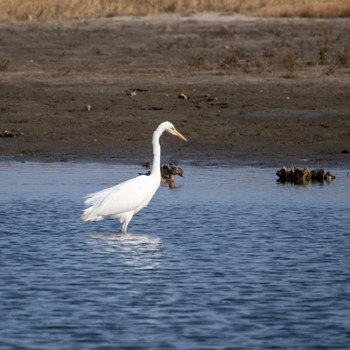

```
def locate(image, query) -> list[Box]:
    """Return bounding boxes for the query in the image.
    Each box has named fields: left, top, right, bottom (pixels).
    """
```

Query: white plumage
left=81, top=121, right=187, bottom=232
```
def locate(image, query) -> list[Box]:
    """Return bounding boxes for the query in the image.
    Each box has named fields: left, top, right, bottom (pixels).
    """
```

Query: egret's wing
left=84, top=175, right=154, bottom=218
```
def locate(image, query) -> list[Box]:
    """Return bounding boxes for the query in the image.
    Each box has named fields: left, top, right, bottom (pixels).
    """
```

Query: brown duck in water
left=276, top=167, right=336, bottom=184
left=161, top=164, right=184, bottom=188
left=140, top=162, right=184, bottom=188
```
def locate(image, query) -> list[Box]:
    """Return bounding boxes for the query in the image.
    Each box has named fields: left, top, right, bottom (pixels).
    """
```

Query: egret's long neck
left=151, top=129, right=162, bottom=178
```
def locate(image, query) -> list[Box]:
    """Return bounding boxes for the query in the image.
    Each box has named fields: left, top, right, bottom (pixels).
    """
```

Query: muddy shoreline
left=0, top=15, right=349, bottom=167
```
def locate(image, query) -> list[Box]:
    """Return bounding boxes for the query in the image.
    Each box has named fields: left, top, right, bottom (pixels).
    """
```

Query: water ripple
left=0, top=163, right=350, bottom=349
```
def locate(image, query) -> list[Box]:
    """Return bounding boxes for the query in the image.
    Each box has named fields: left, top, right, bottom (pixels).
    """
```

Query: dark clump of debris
left=276, top=167, right=335, bottom=185
left=178, top=92, right=189, bottom=100
left=0, top=129, right=23, bottom=138
left=140, top=162, right=184, bottom=188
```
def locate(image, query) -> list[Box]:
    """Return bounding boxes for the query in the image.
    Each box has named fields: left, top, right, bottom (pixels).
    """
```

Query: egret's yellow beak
left=174, top=129, right=188, bottom=142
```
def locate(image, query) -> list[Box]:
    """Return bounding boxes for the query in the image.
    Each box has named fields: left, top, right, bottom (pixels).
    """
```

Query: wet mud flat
left=0, top=14, right=349, bottom=166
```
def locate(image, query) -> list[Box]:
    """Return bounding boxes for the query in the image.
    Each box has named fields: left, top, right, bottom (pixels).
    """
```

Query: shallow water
left=1, top=162, right=350, bottom=350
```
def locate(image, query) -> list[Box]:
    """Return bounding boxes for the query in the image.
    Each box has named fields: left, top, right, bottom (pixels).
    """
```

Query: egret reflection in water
left=86, top=232, right=163, bottom=269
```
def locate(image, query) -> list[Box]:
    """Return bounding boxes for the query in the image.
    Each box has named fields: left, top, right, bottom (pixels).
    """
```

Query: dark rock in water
left=276, top=166, right=289, bottom=181
left=276, top=167, right=335, bottom=184
left=276, top=167, right=310, bottom=184
left=310, top=169, right=324, bottom=181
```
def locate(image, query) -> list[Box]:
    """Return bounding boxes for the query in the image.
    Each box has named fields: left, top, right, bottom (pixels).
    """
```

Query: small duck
left=139, top=162, right=184, bottom=188
left=324, top=171, right=335, bottom=182
left=161, top=164, right=184, bottom=182
left=141, top=161, right=151, bottom=169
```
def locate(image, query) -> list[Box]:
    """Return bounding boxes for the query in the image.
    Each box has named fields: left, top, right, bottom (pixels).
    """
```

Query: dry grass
left=0, top=0, right=349, bottom=21
left=184, top=21, right=350, bottom=78
left=257, top=1, right=350, bottom=18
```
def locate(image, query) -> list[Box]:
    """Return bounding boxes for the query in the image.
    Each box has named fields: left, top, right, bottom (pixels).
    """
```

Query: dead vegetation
left=185, top=22, right=350, bottom=78
left=0, top=0, right=349, bottom=21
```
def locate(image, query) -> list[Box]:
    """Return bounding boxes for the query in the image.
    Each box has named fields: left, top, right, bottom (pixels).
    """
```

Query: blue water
left=1, top=162, right=350, bottom=350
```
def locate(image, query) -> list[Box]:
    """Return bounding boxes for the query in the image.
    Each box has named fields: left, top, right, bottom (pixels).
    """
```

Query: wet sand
left=0, top=14, right=349, bottom=167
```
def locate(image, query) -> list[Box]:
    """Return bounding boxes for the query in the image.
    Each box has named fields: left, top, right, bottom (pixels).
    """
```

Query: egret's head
left=163, top=121, right=188, bottom=142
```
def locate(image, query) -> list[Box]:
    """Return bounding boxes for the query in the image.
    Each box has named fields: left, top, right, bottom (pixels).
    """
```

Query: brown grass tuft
left=188, top=53, right=206, bottom=69
left=336, top=48, right=350, bottom=66
left=0, top=0, right=349, bottom=21
left=279, top=48, right=299, bottom=78
left=243, top=54, right=267, bottom=74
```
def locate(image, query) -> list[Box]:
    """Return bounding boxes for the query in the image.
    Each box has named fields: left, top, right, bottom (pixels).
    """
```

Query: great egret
left=81, top=121, right=188, bottom=232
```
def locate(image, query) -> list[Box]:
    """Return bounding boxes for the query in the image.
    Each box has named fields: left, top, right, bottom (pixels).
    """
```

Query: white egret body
left=81, top=121, right=187, bottom=232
